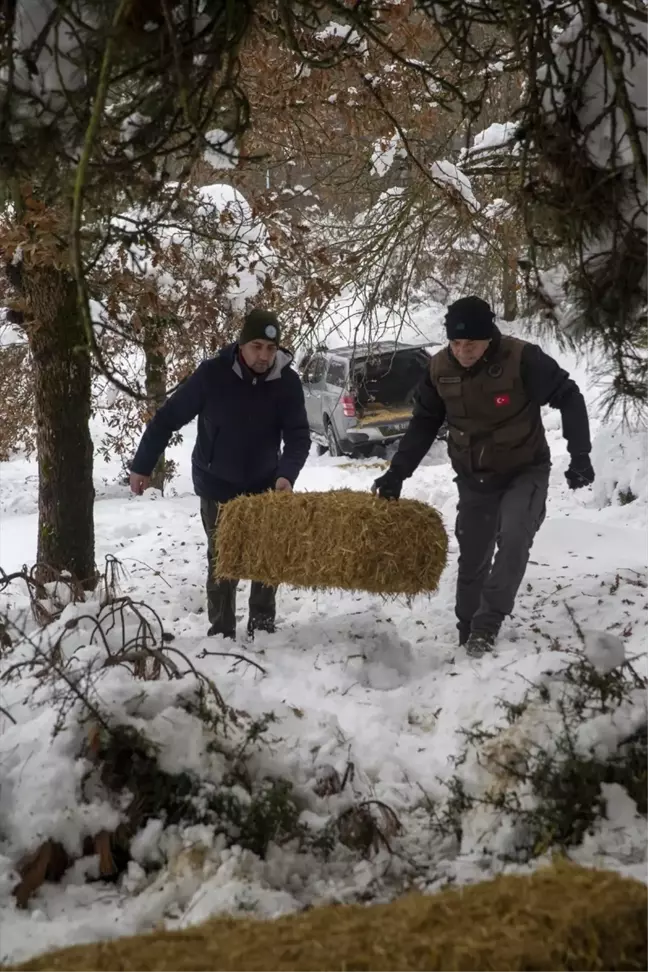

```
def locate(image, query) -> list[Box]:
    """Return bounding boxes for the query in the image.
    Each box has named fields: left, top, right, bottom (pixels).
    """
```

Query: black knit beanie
left=239, top=309, right=281, bottom=346
left=445, top=296, right=495, bottom=341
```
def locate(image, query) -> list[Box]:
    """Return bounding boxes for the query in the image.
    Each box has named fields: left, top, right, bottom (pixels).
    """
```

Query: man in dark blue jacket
left=130, top=309, right=311, bottom=640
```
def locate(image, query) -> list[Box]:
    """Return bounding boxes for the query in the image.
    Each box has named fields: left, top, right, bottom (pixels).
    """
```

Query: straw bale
left=11, top=860, right=647, bottom=971
left=215, top=490, right=448, bottom=596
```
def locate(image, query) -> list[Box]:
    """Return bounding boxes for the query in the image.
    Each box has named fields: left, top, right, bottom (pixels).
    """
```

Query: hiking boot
left=207, top=624, right=235, bottom=640
left=458, top=625, right=470, bottom=647
left=465, top=631, right=496, bottom=658
left=247, top=616, right=276, bottom=639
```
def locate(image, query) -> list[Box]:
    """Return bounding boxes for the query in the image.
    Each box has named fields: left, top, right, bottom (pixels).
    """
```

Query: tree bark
left=143, top=316, right=167, bottom=493
left=25, top=267, right=95, bottom=587
left=501, top=237, right=518, bottom=322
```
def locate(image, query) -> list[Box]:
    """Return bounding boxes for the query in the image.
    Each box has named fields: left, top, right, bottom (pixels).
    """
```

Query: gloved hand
left=372, top=468, right=404, bottom=500
left=565, top=453, right=595, bottom=490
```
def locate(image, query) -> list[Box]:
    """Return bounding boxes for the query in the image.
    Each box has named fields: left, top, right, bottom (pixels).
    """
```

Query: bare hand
left=275, top=477, right=293, bottom=493
left=130, top=472, right=151, bottom=495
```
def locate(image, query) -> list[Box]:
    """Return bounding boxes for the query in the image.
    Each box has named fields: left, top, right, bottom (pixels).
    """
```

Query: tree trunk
left=501, top=236, right=518, bottom=322
left=143, top=316, right=167, bottom=493
left=25, top=267, right=95, bottom=587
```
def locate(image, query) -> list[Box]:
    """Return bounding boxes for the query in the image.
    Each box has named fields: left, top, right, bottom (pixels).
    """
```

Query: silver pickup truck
left=298, top=340, right=447, bottom=458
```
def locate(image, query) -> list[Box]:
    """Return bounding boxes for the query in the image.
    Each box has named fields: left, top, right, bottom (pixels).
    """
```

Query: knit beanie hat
left=239, top=309, right=281, bottom=346
left=445, top=296, right=495, bottom=341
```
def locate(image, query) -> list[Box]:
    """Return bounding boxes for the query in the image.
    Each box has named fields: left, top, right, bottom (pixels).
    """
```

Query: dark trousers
left=455, top=466, right=549, bottom=637
left=200, top=497, right=276, bottom=636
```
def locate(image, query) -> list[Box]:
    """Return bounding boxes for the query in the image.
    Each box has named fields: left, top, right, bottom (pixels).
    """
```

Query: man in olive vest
left=373, top=296, right=594, bottom=657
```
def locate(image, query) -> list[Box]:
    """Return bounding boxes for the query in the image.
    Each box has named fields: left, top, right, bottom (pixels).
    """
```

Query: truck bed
left=356, top=404, right=413, bottom=427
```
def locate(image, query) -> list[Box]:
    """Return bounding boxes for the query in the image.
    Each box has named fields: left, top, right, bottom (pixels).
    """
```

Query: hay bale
left=215, top=490, right=448, bottom=596
left=11, top=861, right=647, bottom=971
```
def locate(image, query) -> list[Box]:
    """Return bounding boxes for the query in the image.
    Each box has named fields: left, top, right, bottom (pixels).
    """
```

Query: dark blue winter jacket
left=131, top=344, right=311, bottom=502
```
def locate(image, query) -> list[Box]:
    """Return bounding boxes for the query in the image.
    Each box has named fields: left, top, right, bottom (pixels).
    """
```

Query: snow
left=107, top=182, right=272, bottom=313
left=541, top=9, right=648, bottom=172
left=0, top=711, right=122, bottom=859
left=0, top=321, right=25, bottom=347
left=0, top=320, right=647, bottom=964
left=120, top=112, right=151, bottom=158
left=430, top=160, right=480, bottom=212
left=295, top=290, right=447, bottom=353
left=8, top=1, right=85, bottom=109
left=483, top=198, right=514, bottom=221
left=583, top=630, right=626, bottom=674
left=315, top=22, right=366, bottom=52
left=469, top=122, right=518, bottom=155
left=370, top=133, right=403, bottom=177
left=203, top=129, right=239, bottom=171
left=196, top=184, right=273, bottom=308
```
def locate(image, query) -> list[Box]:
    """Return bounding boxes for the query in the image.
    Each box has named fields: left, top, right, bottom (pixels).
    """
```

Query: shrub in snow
left=0, top=658, right=305, bottom=904
left=430, top=646, right=647, bottom=865
left=0, top=560, right=402, bottom=910
left=591, top=426, right=648, bottom=508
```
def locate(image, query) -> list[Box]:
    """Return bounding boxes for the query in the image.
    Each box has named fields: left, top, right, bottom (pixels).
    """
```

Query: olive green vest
left=430, top=336, right=549, bottom=481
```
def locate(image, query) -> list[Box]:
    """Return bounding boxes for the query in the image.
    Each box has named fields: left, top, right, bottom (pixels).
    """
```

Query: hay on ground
left=335, top=460, right=389, bottom=470
left=11, top=860, right=647, bottom=971
left=215, top=489, right=448, bottom=596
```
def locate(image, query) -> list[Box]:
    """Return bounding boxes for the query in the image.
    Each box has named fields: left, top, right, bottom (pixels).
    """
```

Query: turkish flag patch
left=494, top=393, right=511, bottom=407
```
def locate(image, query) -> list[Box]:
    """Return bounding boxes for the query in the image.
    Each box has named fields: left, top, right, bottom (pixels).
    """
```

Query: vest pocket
left=437, top=381, right=466, bottom=417
left=492, top=424, right=524, bottom=444
left=447, top=426, right=472, bottom=469
left=448, top=426, right=469, bottom=447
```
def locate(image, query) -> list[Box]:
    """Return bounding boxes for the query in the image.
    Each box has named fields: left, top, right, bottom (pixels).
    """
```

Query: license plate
left=380, top=421, right=409, bottom=435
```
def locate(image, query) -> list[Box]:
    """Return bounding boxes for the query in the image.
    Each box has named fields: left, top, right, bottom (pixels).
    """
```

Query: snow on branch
left=370, top=132, right=404, bottom=177
left=430, top=160, right=480, bottom=212
left=203, top=130, right=240, bottom=172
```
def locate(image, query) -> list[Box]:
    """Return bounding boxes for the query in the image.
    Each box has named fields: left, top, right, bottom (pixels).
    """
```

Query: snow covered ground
left=0, top=332, right=646, bottom=964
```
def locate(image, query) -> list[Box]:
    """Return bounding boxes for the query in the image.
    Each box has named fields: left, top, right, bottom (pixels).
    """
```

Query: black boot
left=465, top=631, right=497, bottom=658
left=458, top=624, right=470, bottom=647
left=247, top=615, right=276, bottom=639
left=207, top=624, right=235, bottom=640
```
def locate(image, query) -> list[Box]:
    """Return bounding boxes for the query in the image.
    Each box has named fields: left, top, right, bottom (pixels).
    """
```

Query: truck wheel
left=325, top=421, right=343, bottom=457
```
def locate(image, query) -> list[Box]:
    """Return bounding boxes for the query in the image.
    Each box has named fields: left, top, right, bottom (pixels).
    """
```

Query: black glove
left=565, top=453, right=595, bottom=490
left=372, top=468, right=404, bottom=500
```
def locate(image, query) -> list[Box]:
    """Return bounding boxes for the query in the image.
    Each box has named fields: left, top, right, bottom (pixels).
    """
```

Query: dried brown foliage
left=0, top=337, right=34, bottom=460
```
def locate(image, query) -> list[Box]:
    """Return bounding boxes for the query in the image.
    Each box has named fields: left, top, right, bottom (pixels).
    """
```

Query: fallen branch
left=198, top=648, right=268, bottom=676
left=0, top=703, right=17, bottom=724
